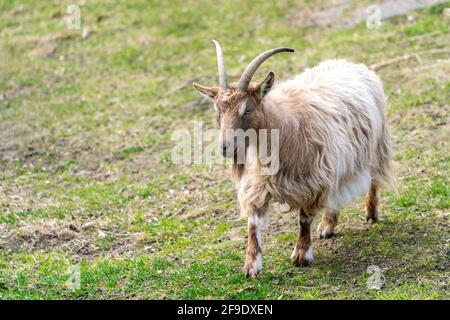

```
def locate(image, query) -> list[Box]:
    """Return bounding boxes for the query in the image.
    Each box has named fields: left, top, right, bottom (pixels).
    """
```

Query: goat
left=192, top=40, right=393, bottom=278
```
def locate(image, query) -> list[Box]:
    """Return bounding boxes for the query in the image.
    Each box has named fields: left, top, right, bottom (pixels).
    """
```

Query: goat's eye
left=244, top=110, right=250, bottom=115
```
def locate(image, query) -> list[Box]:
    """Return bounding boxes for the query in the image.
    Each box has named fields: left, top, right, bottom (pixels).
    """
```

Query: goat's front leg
left=242, top=204, right=267, bottom=279
left=291, top=209, right=315, bottom=267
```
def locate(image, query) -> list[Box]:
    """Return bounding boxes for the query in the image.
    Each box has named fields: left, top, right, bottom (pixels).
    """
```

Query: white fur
left=304, top=246, right=313, bottom=262
left=291, top=245, right=313, bottom=262
left=328, top=169, right=371, bottom=210
left=253, top=253, right=263, bottom=273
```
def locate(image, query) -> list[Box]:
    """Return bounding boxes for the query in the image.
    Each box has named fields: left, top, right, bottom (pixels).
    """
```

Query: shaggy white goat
left=193, top=41, right=393, bottom=278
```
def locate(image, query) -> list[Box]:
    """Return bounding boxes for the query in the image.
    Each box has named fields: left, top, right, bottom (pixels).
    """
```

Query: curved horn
left=236, top=47, right=294, bottom=92
left=211, top=40, right=229, bottom=90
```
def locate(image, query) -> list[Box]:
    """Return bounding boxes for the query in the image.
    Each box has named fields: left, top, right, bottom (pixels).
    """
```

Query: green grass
left=0, top=0, right=449, bottom=299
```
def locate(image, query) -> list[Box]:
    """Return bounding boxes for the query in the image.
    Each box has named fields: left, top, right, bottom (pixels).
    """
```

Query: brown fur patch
left=291, top=210, right=313, bottom=267
left=365, top=183, right=380, bottom=222
left=318, top=208, right=340, bottom=238
left=244, top=221, right=262, bottom=278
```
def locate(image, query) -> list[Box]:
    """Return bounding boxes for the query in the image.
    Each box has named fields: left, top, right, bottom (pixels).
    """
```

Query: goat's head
left=193, top=40, right=293, bottom=157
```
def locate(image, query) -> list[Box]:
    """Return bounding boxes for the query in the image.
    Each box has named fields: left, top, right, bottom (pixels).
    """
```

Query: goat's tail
left=375, top=121, right=396, bottom=190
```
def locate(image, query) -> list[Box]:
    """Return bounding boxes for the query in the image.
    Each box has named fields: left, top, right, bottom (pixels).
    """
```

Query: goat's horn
left=212, top=40, right=229, bottom=90
left=236, top=48, right=294, bottom=92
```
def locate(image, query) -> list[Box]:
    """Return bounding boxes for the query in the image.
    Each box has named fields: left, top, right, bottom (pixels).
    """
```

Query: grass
left=0, top=0, right=449, bottom=299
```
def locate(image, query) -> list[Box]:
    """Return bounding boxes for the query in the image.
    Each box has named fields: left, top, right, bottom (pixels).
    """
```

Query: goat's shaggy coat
left=238, top=59, right=392, bottom=215
left=193, top=42, right=393, bottom=278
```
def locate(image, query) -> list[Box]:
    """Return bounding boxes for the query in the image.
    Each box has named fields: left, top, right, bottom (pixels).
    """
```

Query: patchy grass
left=0, top=1, right=449, bottom=299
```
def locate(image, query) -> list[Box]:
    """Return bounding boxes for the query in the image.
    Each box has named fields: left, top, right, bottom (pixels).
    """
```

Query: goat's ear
left=192, top=83, right=219, bottom=99
left=258, top=71, right=275, bottom=98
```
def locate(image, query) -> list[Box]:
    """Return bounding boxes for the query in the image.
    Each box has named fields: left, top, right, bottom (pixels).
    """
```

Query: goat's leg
left=291, top=209, right=314, bottom=267
left=365, top=181, right=380, bottom=222
left=242, top=204, right=267, bottom=279
left=317, top=208, right=339, bottom=239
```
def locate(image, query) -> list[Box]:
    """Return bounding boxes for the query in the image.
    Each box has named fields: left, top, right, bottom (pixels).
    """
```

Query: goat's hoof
left=317, top=222, right=335, bottom=239
left=243, top=264, right=260, bottom=279
left=365, top=208, right=379, bottom=223
left=291, top=246, right=313, bottom=267
left=243, top=255, right=262, bottom=279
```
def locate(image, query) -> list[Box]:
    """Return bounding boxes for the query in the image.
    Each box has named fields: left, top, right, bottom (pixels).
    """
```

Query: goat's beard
left=233, top=142, right=247, bottom=165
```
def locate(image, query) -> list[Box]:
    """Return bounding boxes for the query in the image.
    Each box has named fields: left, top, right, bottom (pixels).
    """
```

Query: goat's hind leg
left=365, top=181, right=380, bottom=222
left=291, top=209, right=314, bottom=267
left=317, top=208, right=339, bottom=239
